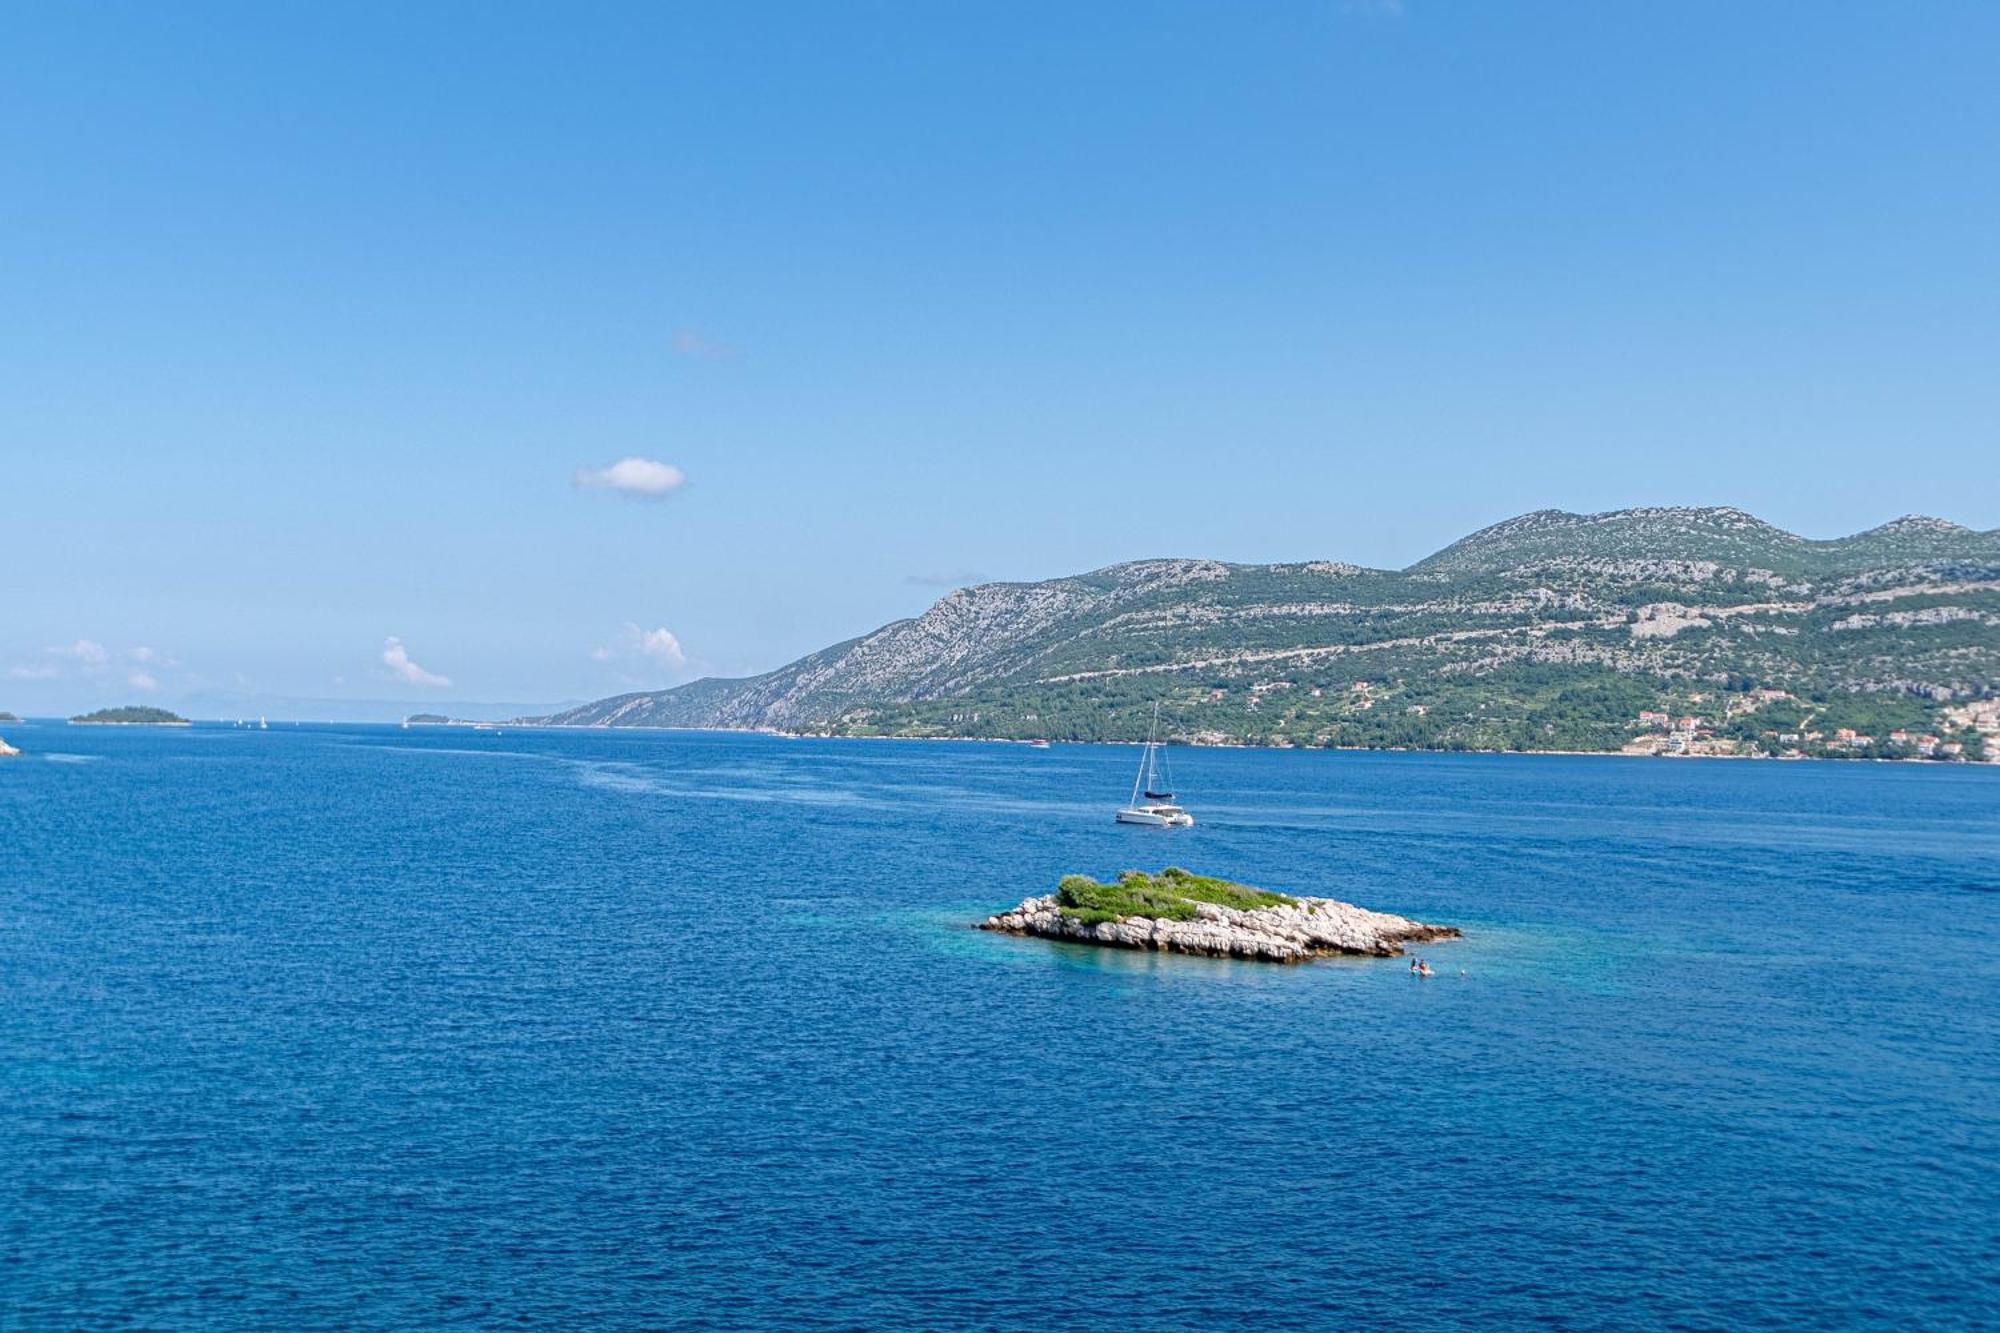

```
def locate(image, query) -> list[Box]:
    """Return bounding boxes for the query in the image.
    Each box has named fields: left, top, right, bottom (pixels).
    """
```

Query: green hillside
left=536, top=507, right=2000, bottom=761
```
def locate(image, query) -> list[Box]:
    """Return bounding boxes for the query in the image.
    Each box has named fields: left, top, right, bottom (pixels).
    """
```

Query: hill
left=534, top=507, right=2000, bottom=760
left=69, top=706, right=191, bottom=726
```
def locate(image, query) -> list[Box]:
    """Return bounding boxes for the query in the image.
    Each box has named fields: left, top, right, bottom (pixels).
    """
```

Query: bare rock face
left=978, top=893, right=1458, bottom=964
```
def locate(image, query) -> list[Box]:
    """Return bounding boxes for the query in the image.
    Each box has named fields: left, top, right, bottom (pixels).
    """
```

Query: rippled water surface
left=2, top=723, right=1996, bottom=1328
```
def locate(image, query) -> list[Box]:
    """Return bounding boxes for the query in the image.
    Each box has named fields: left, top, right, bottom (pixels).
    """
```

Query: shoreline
left=67, top=720, right=193, bottom=727
left=503, top=721, right=1992, bottom=765
left=980, top=885, right=1460, bottom=964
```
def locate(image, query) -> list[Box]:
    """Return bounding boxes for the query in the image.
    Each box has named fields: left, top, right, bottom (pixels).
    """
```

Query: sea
left=1, top=721, right=1995, bottom=1329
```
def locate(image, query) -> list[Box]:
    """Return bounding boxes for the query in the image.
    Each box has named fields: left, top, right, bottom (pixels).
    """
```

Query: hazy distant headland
left=69, top=706, right=191, bottom=726
left=529, top=507, right=2000, bottom=762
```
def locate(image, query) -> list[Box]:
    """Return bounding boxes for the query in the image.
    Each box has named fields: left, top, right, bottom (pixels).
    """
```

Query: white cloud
left=634, top=626, right=686, bottom=666
left=381, top=636, right=452, bottom=687
left=573, top=457, right=687, bottom=498
left=12, top=639, right=180, bottom=686
left=52, top=639, right=110, bottom=667
left=592, top=623, right=690, bottom=678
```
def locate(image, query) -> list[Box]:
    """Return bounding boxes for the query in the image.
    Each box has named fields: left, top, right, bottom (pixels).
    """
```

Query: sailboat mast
left=1131, top=701, right=1160, bottom=805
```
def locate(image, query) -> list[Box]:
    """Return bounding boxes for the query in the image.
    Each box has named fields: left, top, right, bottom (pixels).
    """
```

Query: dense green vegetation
left=545, top=506, right=1999, bottom=762
left=69, top=706, right=189, bottom=725
left=404, top=713, right=450, bottom=725
left=830, top=661, right=1992, bottom=761
left=1055, top=868, right=1295, bottom=925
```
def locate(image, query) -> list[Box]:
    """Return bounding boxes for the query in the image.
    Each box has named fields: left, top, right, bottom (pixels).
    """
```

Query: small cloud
left=8, top=663, right=59, bottom=680
left=129, top=646, right=165, bottom=664
left=128, top=671, right=159, bottom=691
left=51, top=639, right=110, bottom=667
left=592, top=623, right=690, bottom=678
left=671, top=328, right=733, bottom=358
left=381, top=636, right=452, bottom=688
left=905, top=569, right=988, bottom=589
left=573, top=457, right=688, bottom=499
left=634, top=626, right=685, bottom=666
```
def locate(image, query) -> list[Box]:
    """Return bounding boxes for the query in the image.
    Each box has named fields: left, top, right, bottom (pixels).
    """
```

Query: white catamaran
left=1117, top=703, right=1193, bottom=827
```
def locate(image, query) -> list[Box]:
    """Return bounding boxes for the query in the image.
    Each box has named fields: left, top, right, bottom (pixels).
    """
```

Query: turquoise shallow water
left=1, top=723, right=1996, bottom=1328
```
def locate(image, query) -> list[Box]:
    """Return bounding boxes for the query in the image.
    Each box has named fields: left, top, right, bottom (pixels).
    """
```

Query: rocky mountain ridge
left=536, top=507, right=2000, bottom=757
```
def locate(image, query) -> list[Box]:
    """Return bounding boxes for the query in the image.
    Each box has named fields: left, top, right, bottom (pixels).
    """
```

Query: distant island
left=69, top=706, right=190, bottom=726
left=403, top=713, right=451, bottom=725
left=529, top=507, right=2000, bottom=762
left=0, top=711, right=18, bottom=722
left=980, top=868, right=1458, bottom=963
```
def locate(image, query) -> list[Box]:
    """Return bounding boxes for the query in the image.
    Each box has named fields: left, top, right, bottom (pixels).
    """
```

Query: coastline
left=980, top=877, right=1460, bottom=963
left=67, top=720, right=194, bottom=727
left=505, top=719, right=1994, bottom=765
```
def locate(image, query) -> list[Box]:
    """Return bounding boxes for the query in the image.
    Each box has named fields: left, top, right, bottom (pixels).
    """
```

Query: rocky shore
left=979, top=889, right=1458, bottom=964
left=0, top=736, right=18, bottom=757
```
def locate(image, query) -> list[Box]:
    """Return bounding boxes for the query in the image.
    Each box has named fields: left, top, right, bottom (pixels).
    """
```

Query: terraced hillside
left=537, top=508, right=2000, bottom=759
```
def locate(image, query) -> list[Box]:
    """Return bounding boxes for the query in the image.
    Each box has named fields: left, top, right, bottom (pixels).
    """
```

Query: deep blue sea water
left=1, top=722, right=1995, bottom=1329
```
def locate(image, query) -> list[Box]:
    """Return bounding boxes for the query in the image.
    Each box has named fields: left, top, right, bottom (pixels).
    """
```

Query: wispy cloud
left=381, top=636, right=452, bottom=687
left=905, top=569, right=989, bottom=589
left=671, top=328, right=733, bottom=358
left=9, top=638, right=182, bottom=690
left=573, top=457, right=688, bottom=499
left=52, top=639, right=110, bottom=667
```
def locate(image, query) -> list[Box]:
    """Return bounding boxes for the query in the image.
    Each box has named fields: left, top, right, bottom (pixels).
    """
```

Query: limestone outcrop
left=979, top=892, right=1457, bottom=963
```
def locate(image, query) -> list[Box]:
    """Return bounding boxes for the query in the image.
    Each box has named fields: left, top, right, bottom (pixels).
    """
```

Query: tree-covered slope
left=534, top=507, right=2000, bottom=758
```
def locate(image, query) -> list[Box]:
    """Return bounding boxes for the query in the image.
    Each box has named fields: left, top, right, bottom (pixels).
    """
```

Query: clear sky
left=4, top=2, right=1996, bottom=717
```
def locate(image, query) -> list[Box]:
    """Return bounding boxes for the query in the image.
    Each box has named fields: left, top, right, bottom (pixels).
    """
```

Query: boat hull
left=1116, top=806, right=1194, bottom=827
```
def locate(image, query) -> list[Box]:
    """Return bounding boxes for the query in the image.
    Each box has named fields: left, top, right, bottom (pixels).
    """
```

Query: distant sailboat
left=1116, top=702, right=1193, bottom=827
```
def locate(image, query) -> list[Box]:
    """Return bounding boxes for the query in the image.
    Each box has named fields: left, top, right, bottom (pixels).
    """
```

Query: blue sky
left=4, top=2, right=1996, bottom=716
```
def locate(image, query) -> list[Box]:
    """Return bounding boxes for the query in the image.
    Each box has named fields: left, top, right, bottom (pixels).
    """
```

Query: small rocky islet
left=979, top=867, right=1458, bottom=964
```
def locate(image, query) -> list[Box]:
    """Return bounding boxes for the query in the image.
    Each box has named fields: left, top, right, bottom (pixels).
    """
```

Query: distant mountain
left=535, top=508, right=2000, bottom=759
